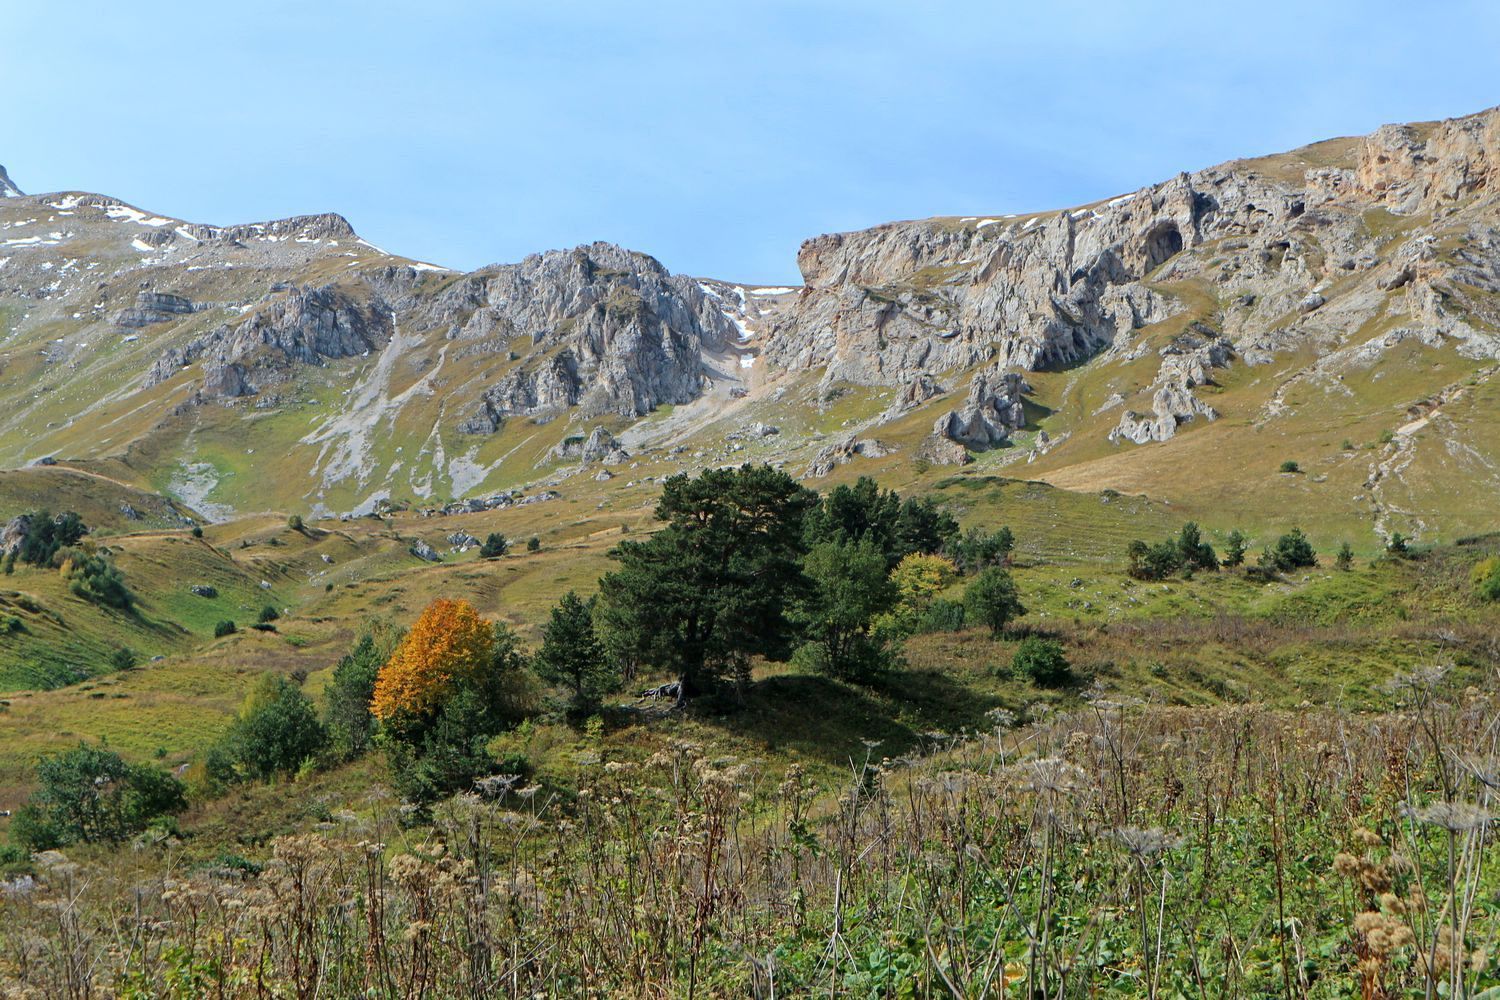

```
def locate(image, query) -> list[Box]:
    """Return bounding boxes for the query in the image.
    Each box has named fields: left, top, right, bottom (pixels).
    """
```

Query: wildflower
left=1405, top=800, right=1494, bottom=832
left=1112, top=826, right=1185, bottom=857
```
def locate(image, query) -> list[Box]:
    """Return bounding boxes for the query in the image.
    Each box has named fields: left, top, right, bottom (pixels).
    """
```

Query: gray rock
left=807, top=436, right=892, bottom=477
left=931, top=367, right=1027, bottom=449
left=409, top=539, right=442, bottom=562
left=550, top=426, right=629, bottom=465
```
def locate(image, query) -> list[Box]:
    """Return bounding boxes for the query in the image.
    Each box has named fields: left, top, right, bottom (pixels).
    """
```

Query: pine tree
left=534, top=591, right=616, bottom=713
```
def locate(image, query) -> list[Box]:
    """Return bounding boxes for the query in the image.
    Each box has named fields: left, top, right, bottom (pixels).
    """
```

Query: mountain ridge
left=1, top=104, right=1498, bottom=543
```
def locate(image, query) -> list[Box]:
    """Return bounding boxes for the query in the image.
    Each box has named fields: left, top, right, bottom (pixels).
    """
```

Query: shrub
left=109, top=647, right=138, bottom=671
left=964, top=567, right=1026, bottom=637
left=1011, top=637, right=1071, bottom=686
left=1126, top=539, right=1185, bottom=581
left=1379, top=428, right=1396, bottom=444
left=946, top=526, right=1015, bottom=573
left=915, top=598, right=967, bottom=634
left=1223, top=530, right=1248, bottom=568
left=1279, top=460, right=1301, bottom=474
left=1335, top=542, right=1354, bottom=571
left=374, top=599, right=536, bottom=802
left=60, top=550, right=134, bottom=610
left=324, top=627, right=398, bottom=760
left=214, top=620, right=237, bottom=638
left=480, top=533, right=509, bottom=559
left=874, top=553, right=961, bottom=639
left=214, top=674, right=326, bottom=782
left=1386, top=532, right=1410, bottom=557
left=1472, top=557, right=1500, bottom=602
left=191, top=525, right=204, bottom=539
left=11, top=742, right=185, bottom=850
left=526, top=536, right=541, bottom=552
left=1269, top=527, right=1317, bottom=571
left=3, top=616, right=22, bottom=634
left=1176, top=522, right=1218, bottom=571
left=258, top=605, right=281, bottom=624
left=287, top=514, right=304, bottom=532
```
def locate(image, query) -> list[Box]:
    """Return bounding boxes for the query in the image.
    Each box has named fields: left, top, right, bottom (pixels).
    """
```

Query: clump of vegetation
left=372, top=598, right=534, bottom=802
left=1279, top=459, right=1301, bottom=473
left=13, top=510, right=88, bottom=567
left=287, top=514, right=304, bottom=533
left=1254, top=526, right=1318, bottom=576
left=533, top=591, right=618, bottom=712
left=10, top=742, right=184, bottom=850
left=945, top=525, right=1014, bottom=573
left=1010, top=635, right=1071, bottom=685
left=322, top=625, right=399, bottom=760
left=791, top=538, right=896, bottom=680
left=213, top=619, right=237, bottom=638
left=1386, top=531, right=1411, bottom=557
left=257, top=604, right=280, bottom=624
left=60, top=550, right=133, bottom=610
left=1336, top=541, right=1355, bottom=571
left=109, top=647, right=137, bottom=671
left=210, top=674, right=326, bottom=784
left=1223, top=528, right=1249, bottom=568
left=1471, top=556, right=1500, bottom=602
left=1126, top=522, right=1218, bottom=580
left=963, top=566, right=1025, bottom=637
left=480, top=533, right=508, bottom=558
left=526, top=535, right=541, bottom=552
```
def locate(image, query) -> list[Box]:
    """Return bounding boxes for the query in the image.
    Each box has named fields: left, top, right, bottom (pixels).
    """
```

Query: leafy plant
left=963, top=566, right=1026, bottom=637
left=1010, top=636, right=1071, bottom=686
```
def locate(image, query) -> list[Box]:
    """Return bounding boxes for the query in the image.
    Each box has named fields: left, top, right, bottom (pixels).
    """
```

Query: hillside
left=2, top=105, right=1500, bottom=998
left=0, top=106, right=1496, bottom=547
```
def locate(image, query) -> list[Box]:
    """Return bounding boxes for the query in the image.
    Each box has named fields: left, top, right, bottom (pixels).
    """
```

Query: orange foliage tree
left=371, top=598, right=495, bottom=721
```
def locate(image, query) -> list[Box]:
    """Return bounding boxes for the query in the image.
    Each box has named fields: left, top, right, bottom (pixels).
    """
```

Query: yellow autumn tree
left=873, top=553, right=960, bottom=639
left=372, top=598, right=495, bottom=721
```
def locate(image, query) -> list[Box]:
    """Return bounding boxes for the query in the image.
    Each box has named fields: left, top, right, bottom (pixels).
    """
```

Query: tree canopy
left=597, top=464, right=816, bottom=693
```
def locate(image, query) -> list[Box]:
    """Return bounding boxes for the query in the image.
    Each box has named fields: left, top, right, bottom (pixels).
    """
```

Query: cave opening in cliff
left=1144, top=222, right=1184, bottom=271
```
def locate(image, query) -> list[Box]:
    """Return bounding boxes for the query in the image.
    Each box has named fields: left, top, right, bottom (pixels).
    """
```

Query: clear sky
left=3, top=1, right=1497, bottom=283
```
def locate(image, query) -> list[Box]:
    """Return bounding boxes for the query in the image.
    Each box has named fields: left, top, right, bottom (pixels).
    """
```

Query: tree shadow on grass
left=710, top=667, right=1006, bottom=768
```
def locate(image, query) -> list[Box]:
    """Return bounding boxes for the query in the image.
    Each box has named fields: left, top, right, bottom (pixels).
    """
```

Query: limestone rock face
left=444, top=243, right=738, bottom=431
left=1111, top=327, right=1231, bottom=445
left=550, top=426, right=630, bottom=466
left=147, top=284, right=391, bottom=396
left=0, top=515, right=32, bottom=557
left=1355, top=112, right=1500, bottom=213
left=931, top=367, right=1028, bottom=449
left=807, top=436, right=892, bottom=477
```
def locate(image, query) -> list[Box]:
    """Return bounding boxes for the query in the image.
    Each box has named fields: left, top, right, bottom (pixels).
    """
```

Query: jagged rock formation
left=451, top=244, right=738, bottom=432
left=0, top=165, right=22, bottom=198
left=930, top=367, right=1028, bottom=449
left=549, top=426, right=630, bottom=466
left=114, top=291, right=200, bottom=329
left=807, top=436, right=892, bottom=477
left=1111, top=326, right=1231, bottom=444
left=5, top=106, right=1500, bottom=523
left=146, top=284, right=391, bottom=398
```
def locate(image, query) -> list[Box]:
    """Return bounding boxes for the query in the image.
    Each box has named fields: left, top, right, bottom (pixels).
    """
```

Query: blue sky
left=4, top=1, right=1497, bottom=283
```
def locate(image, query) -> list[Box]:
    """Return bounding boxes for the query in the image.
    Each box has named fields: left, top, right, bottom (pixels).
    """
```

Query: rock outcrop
left=146, top=284, right=391, bottom=397
left=1110, top=327, right=1231, bottom=445
left=453, top=243, right=738, bottom=432
left=549, top=426, right=630, bottom=466
left=807, top=436, right=892, bottom=477
left=930, top=367, right=1027, bottom=449
left=0, top=165, right=20, bottom=198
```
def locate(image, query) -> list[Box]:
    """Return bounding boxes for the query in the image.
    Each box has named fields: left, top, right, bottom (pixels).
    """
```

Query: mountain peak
left=0, top=165, right=22, bottom=198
